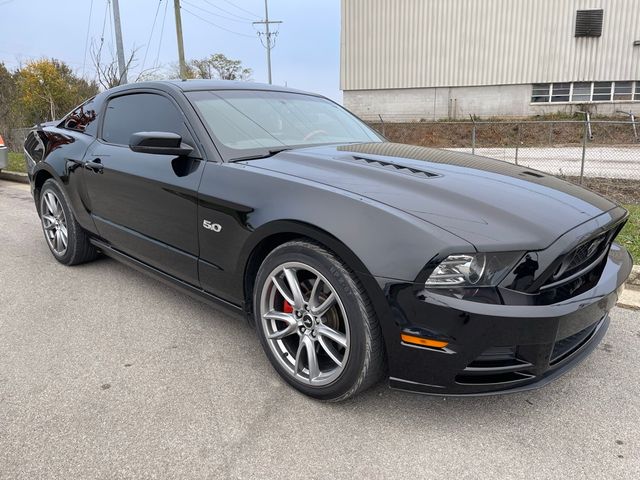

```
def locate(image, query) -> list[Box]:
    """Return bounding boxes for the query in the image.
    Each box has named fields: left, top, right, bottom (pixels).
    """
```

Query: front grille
left=540, top=222, right=625, bottom=293
left=550, top=320, right=601, bottom=365
left=550, top=233, right=609, bottom=282
left=566, top=235, right=606, bottom=270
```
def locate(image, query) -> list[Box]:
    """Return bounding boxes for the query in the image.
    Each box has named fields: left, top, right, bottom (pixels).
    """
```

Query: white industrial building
left=340, top=0, right=640, bottom=120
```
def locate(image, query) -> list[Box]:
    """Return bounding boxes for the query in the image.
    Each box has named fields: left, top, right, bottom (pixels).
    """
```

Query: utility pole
left=112, top=0, right=128, bottom=84
left=174, top=0, right=187, bottom=78
left=253, top=0, right=282, bottom=84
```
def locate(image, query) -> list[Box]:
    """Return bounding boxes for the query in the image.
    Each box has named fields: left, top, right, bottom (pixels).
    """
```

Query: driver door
left=84, top=91, right=205, bottom=286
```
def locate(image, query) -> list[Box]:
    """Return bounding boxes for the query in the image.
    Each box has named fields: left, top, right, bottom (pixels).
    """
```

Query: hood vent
left=351, top=155, right=439, bottom=179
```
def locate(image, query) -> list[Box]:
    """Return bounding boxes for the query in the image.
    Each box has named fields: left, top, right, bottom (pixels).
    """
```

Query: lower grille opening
left=466, top=346, right=517, bottom=367
left=457, top=346, right=534, bottom=385
left=550, top=320, right=600, bottom=365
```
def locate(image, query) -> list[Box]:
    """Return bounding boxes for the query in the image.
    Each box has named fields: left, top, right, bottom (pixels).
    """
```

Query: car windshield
left=186, top=89, right=382, bottom=160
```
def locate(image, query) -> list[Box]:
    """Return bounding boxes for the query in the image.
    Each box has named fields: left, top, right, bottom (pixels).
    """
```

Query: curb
left=627, top=265, right=640, bottom=289
left=618, top=286, right=640, bottom=310
left=616, top=266, right=639, bottom=309
left=0, top=170, right=29, bottom=184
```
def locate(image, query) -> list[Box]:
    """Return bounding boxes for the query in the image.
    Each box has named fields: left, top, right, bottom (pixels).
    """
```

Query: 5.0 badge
left=202, top=220, right=222, bottom=232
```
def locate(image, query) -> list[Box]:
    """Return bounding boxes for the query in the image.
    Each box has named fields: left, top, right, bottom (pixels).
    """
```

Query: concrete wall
left=344, top=85, right=640, bottom=121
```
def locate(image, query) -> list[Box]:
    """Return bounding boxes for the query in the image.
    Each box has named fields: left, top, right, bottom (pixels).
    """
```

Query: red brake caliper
left=282, top=300, right=294, bottom=313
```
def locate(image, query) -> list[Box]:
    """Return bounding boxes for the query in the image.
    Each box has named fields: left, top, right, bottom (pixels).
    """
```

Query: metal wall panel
left=340, top=0, right=640, bottom=90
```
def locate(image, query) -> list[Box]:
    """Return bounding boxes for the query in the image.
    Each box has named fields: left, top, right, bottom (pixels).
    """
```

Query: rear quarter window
left=60, top=97, right=100, bottom=136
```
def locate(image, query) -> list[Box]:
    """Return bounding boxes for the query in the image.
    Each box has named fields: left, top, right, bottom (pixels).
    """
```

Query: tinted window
left=551, top=83, right=570, bottom=102
left=592, top=82, right=612, bottom=101
left=531, top=84, right=550, bottom=103
left=60, top=97, right=100, bottom=135
left=102, top=93, right=192, bottom=146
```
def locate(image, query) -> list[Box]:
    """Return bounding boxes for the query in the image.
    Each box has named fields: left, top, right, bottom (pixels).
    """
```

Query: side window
left=60, top=97, right=99, bottom=135
left=101, top=93, right=193, bottom=146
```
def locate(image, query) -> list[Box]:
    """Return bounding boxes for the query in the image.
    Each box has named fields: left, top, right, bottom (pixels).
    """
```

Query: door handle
left=65, top=158, right=84, bottom=172
left=85, top=158, right=104, bottom=173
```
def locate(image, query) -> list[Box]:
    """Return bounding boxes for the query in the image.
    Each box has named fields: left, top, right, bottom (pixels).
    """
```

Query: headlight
left=425, top=252, right=523, bottom=287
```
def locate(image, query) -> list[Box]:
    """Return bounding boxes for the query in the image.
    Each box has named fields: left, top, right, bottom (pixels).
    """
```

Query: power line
left=181, top=0, right=249, bottom=23
left=181, top=6, right=256, bottom=38
left=81, top=0, right=95, bottom=78
left=154, top=0, right=170, bottom=68
left=220, top=0, right=259, bottom=19
left=107, top=0, right=115, bottom=54
left=95, top=0, right=111, bottom=71
left=100, top=0, right=110, bottom=41
left=141, top=0, right=163, bottom=73
left=202, top=0, right=256, bottom=21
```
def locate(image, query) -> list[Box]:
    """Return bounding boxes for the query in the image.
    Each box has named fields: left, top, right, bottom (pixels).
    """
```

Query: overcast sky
left=0, top=0, right=343, bottom=101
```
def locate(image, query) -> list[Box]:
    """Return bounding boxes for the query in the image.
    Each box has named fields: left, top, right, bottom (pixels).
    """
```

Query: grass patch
left=620, top=204, right=640, bottom=263
left=5, top=152, right=26, bottom=173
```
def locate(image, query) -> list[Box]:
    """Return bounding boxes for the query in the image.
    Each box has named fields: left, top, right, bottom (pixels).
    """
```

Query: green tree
left=187, top=53, right=252, bottom=81
left=16, top=58, right=98, bottom=124
left=0, top=62, right=19, bottom=136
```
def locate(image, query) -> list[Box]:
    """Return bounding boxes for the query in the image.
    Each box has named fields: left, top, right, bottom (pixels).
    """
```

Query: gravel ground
left=1, top=179, right=639, bottom=479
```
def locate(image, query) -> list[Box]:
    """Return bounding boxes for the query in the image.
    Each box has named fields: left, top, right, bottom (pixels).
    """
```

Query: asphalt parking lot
left=1, top=178, right=639, bottom=479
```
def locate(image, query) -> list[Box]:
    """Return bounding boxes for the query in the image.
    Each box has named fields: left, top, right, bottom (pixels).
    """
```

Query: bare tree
left=90, top=41, right=157, bottom=89
left=188, top=54, right=252, bottom=81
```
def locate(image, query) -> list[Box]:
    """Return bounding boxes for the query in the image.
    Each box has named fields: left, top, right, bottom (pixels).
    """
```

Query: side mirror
left=129, top=131, right=194, bottom=157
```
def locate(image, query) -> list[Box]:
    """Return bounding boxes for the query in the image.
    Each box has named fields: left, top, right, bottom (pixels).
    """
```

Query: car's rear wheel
left=39, top=179, right=98, bottom=265
left=254, top=240, right=385, bottom=401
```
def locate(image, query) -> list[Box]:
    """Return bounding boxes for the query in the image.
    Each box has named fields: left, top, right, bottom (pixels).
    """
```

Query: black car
left=24, top=80, right=632, bottom=401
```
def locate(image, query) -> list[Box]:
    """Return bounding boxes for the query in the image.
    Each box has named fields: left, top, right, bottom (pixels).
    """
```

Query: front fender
left=197, top=161, right=474, bottom=302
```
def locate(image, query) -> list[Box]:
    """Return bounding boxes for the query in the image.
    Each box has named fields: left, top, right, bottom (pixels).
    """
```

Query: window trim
left=530, top=81, right=640, bottom=105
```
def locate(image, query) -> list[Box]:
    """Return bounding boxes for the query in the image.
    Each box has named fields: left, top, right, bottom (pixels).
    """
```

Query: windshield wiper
left=230, top=147, right=292, bottom=162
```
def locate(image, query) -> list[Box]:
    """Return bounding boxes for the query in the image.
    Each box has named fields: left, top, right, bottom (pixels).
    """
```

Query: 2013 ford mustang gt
left=24, top=80, right=632, bottom=401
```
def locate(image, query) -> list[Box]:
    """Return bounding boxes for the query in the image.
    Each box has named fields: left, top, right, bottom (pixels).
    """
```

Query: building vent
left=575, top=9, right=603, bottom=37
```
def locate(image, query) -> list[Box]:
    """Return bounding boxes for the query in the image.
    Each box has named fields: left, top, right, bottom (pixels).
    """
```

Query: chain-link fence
left=5, top=128, right=30, bottom=152
left=366, top=117, right=640, bottom=204
left=367, top=118, right=640, bottom=184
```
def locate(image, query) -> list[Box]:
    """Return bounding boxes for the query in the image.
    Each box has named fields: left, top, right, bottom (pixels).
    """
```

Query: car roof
left=105, top=79, right=318, bottom=97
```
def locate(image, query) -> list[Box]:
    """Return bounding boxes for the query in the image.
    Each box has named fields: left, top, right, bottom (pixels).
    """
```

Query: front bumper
left=381, top=243, right=632, bottom=396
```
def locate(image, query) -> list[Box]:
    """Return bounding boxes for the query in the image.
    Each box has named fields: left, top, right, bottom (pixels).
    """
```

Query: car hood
left=243, top=142, right=617, bottom=251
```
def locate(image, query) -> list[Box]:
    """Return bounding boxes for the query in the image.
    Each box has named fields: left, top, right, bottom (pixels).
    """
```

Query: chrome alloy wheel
left=260, top=261, right=350, bottom=386
left=41, top=191, right=68, bottom=256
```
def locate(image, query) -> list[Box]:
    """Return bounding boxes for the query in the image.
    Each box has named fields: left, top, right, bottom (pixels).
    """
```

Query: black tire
left=39, top=179, right=98, bottom=266
left=253, top=239, right=385, bottom=401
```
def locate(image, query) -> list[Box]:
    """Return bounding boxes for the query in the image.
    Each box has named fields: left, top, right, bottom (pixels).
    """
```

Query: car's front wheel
left=39, top=179, right=98, bottom=265
left=254, top=240, right=385, bottom=401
